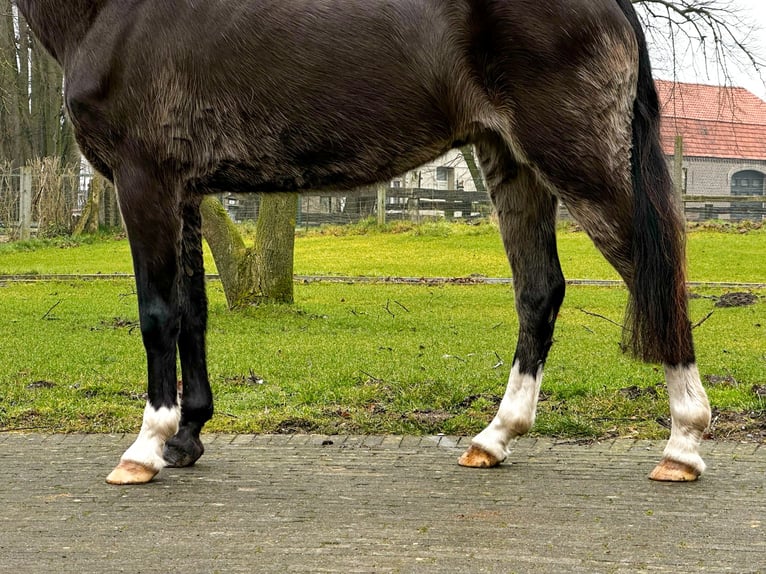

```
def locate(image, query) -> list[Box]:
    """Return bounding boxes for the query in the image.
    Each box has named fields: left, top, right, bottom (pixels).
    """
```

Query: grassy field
left=0, top=221, right=764, bottom=439
left=1, top=220, right=764, bottom=283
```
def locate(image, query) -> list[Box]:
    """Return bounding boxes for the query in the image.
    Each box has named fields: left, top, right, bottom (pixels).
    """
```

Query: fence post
left=408, top=193, right=420, bottom=223
left=376, top=184, right=386, bottom=225
left=673, top=135, right=684, bottom=202
left=19, top=167, right=33, bottom=240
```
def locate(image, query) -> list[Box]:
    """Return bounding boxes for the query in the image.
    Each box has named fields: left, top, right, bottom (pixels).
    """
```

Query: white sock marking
left=662, top=363, right=711, bottom=473
left=120, top=402, right=181, bottom=472
left=471, top=362, right=542, bottom=462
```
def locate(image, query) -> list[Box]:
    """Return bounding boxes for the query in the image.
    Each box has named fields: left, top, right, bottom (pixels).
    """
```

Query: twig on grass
left=578, top=308, right=625, bottom=329
left=692, top=310, right=714, bottom=330
left=41, top=300, right=61, bottom=320
left=392, top=300, right=409, bottom=313
left=360, top=370, right=383, bottom=383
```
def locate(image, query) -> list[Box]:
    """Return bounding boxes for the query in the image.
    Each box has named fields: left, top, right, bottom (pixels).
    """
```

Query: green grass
left=0, top=220, right=764, bottom=438
left=1, top=220, right=764, bottom=282
left=0, top=279, right=763, bottom=438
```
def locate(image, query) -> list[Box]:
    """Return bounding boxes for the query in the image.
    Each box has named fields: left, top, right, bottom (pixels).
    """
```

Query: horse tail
left=617, top=0, right=694, bottom=365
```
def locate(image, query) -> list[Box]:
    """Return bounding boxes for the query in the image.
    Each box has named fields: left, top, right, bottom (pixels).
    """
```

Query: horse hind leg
left=564, top=190, right=710, bottom=481
left=532, top=110, right=710, bottom=480
left=459, top=136, right=565, bottom=467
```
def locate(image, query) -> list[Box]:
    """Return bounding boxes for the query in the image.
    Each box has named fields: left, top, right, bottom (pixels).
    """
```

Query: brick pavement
left=0, top=434, right=763, bottom=573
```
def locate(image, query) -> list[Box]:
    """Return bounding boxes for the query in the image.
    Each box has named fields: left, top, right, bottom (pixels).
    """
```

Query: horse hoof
left=106, top=461, right=158, bottom=485
left=163, top=434, right=204, bottom=468
left=648, top=459, right=700, bottom=482
left=458, top=445, right=501, bottom=468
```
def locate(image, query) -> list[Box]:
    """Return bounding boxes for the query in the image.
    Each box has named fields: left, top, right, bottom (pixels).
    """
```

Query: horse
left=16, top=0, right=711, bottom=485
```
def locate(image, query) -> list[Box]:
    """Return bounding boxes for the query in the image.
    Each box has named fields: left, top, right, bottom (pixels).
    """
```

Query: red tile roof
left=655, top=80, right=766, bottom=160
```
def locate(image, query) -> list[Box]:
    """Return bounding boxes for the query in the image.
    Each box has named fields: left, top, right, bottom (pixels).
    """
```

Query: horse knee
left=139, top=301, right=180, bottom=347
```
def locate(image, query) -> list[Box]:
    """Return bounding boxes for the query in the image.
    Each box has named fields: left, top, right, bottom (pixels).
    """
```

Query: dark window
left=730, top=169, right=765, bottom=221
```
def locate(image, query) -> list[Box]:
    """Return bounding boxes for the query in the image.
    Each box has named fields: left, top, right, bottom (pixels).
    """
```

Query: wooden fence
left=2, top=170, right=764, bottom=239
left=227, top=187, right=765, bottom=228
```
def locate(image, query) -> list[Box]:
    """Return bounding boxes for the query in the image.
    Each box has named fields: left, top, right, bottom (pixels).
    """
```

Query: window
left=435, top=166, right=454, bottom=190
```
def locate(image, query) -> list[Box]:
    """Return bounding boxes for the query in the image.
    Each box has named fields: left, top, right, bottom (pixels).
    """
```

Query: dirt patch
left=275, top=418, right=319, bottom=433
left=94, top=317, right=139, bottom=332
left=26, top=380, right=56, bottom=390
left=715, top=292, right=759, bottom=308
left=704, top=374, right=738, bottom=387
left=619, top=385, right=660, bottom=400
left=705, top=408, right=766, bottom=442
left=454, top=393, right=502, bottom=409
left=117, top=390, right=148, bottom=401
left=224, top=371, right=265, bottom=386
left=405, top=409, right=452, bottom=425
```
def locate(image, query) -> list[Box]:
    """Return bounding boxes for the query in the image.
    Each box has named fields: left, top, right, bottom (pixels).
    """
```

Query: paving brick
left=0, top=434, right=763, bottom=573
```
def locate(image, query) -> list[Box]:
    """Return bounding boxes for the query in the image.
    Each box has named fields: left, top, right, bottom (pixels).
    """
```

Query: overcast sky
left=649, top=0, right=766, bottom=100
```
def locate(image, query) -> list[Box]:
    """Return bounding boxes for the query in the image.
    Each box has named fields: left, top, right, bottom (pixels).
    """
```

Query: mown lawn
left=0, top=221, right=764, bottom=439
left=0, top=220, right=764, bottom=283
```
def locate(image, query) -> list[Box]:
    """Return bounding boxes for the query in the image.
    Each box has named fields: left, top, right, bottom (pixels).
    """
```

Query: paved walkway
left=0, top=434, right=763, bottom=573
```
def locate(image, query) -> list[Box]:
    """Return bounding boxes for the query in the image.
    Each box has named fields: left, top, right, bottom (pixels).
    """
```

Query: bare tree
left=0, top=1, right=78, bottom=168
left=635, top=0, right=765, bottom=89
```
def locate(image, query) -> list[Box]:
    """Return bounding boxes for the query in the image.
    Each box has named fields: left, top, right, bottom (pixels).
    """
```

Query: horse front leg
left=163, top=197, right=213, bottom=468
left=106, top=170, right=184, bottom=485
left=459, top=161, right=565, bottom=468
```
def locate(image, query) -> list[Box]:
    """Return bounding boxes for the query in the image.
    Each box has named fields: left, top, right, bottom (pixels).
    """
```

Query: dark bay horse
left=16, top=0, right=711, bottom=484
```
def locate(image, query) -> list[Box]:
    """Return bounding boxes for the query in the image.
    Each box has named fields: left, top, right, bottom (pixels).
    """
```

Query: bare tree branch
left=634, top=0, right=766, bottom=93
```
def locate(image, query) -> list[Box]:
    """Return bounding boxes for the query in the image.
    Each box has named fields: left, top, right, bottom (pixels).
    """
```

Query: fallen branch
left=578, top=308, right=625, bottom=330
left=692, top=310, right=714, bottom=330
left=41, top=300, right=61, bottom=320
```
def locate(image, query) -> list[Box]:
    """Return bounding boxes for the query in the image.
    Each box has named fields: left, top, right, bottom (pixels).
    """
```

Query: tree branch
left=634, top=0, right=765, bottom=92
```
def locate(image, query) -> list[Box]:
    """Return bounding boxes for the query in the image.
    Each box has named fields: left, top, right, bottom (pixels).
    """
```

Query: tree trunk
left=459, top=145, right=486, bottom=194
left=102, top=181, right=122, bottom=228
left=0, top=3, right=30, bottom=166
left=201, top=193, right=298, bottom=308
left=73, top=173, right=102, bottom=235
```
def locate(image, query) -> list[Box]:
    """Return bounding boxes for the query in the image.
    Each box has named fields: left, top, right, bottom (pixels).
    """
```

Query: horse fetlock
left=502, top=412, right=536, bottom=437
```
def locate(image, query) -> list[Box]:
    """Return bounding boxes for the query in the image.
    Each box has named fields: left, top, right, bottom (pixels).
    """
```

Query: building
left=656, top=79, right=766, bottom=220
left=411, top=80, right=766, bottom=221
left=394, top=148, right=483, bottom=192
